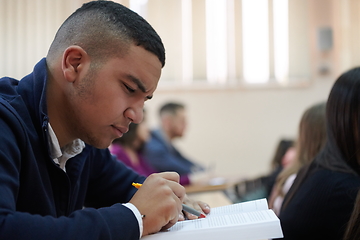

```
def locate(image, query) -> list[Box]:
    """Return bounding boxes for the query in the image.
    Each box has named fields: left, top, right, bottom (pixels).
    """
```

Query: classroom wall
left=145, top=77, right=334, bottom=179
left=0, top=0, right=359, bottom=180
left=145, top=0, right=345, bottom=179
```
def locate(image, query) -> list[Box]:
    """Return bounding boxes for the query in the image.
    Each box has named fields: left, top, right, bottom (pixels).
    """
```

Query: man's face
left=67, top=45, right=162, bottom=149
left=170, top=108, right=187, bottom=138
left=137, top=120, right=150, bottom=143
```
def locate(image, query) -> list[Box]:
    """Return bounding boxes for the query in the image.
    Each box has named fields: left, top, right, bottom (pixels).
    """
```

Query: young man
left=144, top=102, right=204, bottom=176
left=0, top=1, right=209, bottom=239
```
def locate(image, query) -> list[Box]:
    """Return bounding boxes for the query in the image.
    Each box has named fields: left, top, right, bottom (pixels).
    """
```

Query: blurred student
left=110, top=120, right=155, bottom=177
left=144, top=102, right=204, bottom=176
left=263, top=139, right=295, bottom=198
left=269, top=102, right=327, bottom=215
left=233, top=139, right=295, bottom=202
left=110, top=117, right=191, bottom=185
left=277, top=67, right=360, bottom=240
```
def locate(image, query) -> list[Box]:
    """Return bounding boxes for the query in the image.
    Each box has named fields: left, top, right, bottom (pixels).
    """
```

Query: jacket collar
left=17, top=58, right=49, bottom=132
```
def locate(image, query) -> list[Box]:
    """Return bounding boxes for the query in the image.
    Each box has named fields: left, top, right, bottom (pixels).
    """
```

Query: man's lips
left=111, top=125, right=128, bottom=138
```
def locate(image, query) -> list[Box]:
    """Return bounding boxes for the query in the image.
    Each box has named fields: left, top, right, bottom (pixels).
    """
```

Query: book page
left=167, top=209, right=278, bottom=232
left=208, top=198, right=268, bottom=216
left=141, top=199, right=283, bottom=240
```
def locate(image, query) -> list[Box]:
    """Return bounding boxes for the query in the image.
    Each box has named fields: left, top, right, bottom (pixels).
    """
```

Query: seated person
left=0, top=2, right=210, bottom=239
left=232, top=139, right=295, bottom=202
left=262, top=139, right=296, bottom=199
left=110, top=117, right=191, bottom=185
left=269, top=102, right=327, bottom=215
left=144, top=102, right=204, bottom=176
left=276, top=67, right=360, bottom=240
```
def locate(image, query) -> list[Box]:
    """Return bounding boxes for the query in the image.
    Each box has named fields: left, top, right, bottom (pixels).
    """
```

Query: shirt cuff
left=122, top=203, right=143, bottom=238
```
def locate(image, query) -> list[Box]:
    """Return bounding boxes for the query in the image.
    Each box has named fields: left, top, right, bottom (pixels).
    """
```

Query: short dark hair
left=47, top=0, right=165, bottom=67
left=159, top=102, right=185, bottom=116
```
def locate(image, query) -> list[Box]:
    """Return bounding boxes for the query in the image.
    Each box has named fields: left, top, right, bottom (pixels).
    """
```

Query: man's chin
left=83, top=138, right=112, bottom=149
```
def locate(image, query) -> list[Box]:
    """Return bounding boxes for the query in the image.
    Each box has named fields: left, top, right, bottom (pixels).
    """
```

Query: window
left=241, top=0, right=270, bottom=83
left=121, top=0, right=308, bottom=88
left=205, top=0, right=229, bottom=84
left=273, top=0, right=289, bottom=84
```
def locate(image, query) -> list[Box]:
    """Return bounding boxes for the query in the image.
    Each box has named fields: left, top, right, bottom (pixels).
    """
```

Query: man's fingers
left=167, top=179, right=186, bottom=201
left=155, top=172, right=180, bottom=183
left=130, top=173, right=186, bottom=236
left=197, top=201, right=211, bottom=214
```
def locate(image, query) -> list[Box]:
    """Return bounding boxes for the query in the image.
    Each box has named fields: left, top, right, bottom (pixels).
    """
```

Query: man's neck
left=160, top=127, right=171, bottom=141
left=46, top=77, right=74, bottom=148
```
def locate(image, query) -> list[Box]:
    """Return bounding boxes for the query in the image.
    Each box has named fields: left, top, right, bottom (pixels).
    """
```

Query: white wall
left=145, top=78, right=334, bottom=179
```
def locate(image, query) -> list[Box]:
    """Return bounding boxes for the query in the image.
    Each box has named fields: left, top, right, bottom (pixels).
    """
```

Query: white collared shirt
left=47, top=123, right=143, bottom=238
left=48, top=124, right=85, bottom=171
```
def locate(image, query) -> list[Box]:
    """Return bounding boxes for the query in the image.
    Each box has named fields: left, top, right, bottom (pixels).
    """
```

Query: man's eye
left=124, top=84, right=135, bottom=93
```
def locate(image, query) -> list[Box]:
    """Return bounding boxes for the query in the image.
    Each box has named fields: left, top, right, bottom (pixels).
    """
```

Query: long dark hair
left=282, top=67, right=360, bottom=211
left=344, top=190, right=360, bottom=240
left=325, top=68, right=360, bottom=174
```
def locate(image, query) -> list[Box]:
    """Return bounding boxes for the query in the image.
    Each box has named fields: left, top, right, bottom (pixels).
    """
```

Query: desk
left=184, top=175, right=241, bottom=194
left=187, top=190, right=232, bottom=208
left=185, top=183, right=230, bottom=194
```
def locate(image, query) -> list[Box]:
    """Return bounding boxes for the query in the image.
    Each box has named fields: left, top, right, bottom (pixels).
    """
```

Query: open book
left=141, top=198, right=283, bottom=240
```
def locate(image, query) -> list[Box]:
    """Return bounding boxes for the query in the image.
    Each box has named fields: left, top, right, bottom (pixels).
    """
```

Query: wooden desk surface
left=184, top=175, right=241, bottom=194
left=185, top=183, right=230, bottom=193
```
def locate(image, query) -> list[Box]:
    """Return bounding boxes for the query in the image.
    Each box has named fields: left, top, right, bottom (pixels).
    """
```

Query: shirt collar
left=47, top=123, right=85, bottom=171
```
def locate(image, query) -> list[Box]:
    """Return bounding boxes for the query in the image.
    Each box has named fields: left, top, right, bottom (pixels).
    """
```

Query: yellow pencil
left=132, top=182, right=143, bottom=189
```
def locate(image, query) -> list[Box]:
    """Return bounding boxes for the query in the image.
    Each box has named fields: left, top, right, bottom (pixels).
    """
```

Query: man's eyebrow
left=127, top=75, right=153, bottom=100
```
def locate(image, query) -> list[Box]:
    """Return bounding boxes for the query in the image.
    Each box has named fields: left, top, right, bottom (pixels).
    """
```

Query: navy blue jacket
left=277, top=163, right=360, bottom=240
left=0, top=59, right=146, bottom=240
left=144, top=129, right=203, bottom=175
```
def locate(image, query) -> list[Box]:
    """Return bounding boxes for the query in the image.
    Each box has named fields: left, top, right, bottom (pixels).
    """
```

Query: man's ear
left=62, top=46, right=89, bottom=83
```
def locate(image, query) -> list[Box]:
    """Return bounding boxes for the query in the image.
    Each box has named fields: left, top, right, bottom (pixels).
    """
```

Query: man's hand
left=180, top=195, right=211, bottom=220
left=129, top=172, right=185, bottom=236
